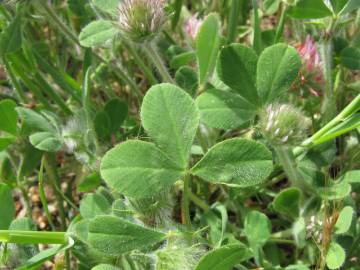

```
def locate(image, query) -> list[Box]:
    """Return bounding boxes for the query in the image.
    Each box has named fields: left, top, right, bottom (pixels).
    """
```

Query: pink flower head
left=184, top=14, right=202, bottom=40
left=296, top=35, right=321, bottom=73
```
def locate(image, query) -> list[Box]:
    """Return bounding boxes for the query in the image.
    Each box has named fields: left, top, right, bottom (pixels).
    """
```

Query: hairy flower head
left=259, top=104, right=310, bottom=146
left=184, top=14, right=202, bottom=40
left=117, top=0, right=167, bottom=43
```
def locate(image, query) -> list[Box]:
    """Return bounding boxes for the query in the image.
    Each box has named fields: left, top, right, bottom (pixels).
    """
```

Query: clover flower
left=184, top=14, right=202, bottom=40
left=259, top=104, right=310, bottom=146
left=295, top=35, right=323, bottom=96
left=117, top=0, right=167, bottom=43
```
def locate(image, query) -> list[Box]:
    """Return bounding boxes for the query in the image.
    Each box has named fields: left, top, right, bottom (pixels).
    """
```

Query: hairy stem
left=143, top=42, right=175, bottom=84
left=181, top=174, right=191, bottom=229
left=274, top=146, right=301, bottom=187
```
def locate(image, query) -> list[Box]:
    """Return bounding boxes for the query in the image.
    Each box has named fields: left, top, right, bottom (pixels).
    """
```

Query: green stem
left=124, top=41, right=159, bottom=85
left=320, top=39, right=335, bottom=123
left=274, top=146, right=301, bottom=187
left=38, top=2, right=80, bottom=46
left=189, top=191, right=211, bottom=212
left=293, top=94, right=360, bottom=156
left=181, top=174, right=191, bottom=229
left=143, top=42, right=175, bottom=84
left=227, top=0, right=241, bottom=43
left=251, top=0, right=262, bottom=54
left=3, top=58, right=29, bottom=103
left=274, top=4, right=287, bottom=43
left=0, top=230, right=67, bottom=245
left=39, top=156, right=56, bottom=230
left=44, top=154, right=67, bottom=230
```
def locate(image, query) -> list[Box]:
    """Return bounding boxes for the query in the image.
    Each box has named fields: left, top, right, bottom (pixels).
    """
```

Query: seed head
left=259, top=104, right=310, bottom=146
left=117, top=0, right=167, bottom=43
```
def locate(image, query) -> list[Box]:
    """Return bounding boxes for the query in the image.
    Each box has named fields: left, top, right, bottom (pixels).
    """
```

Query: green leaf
left=92, top=0, right=120, bottom=15
left=339, top=0, right=360, bottom=15
left=340, top=170, right=360, bottom=184
left=0, top=99, right=18, bottom=135
left=94, top=110, right=111, bottom=141
left=0, top=14, right=22, bottom=56
left=78, top=172, right=102, bottom=193
left=318, top=181, right=351, bottom=200
left=79, top=20, right=118, bottom=48
left=334, top=206, right=354, bottom=234
left=217, top=44, right=259, bottom=106
left=170, top=51, right=197, bottom=69
left=141, top=83, right=199, bottom=168
left=288, top=0, right=333, bottom=19
left=175, top=67, right=198, bottom=97
left=196, top=13, right=221, bottom=85
left=0, top=183, right=15, bottom=229
left=191, top=138, right=273, bottom=187
left=244, top=211, right=271, bottom=249
left=17, top=238, right=74, bottom=270
left=314, top=113, right=360, bottom=145
left=92, top=265, right=121, bottom=270
left=80, top=193, right=112, bottom=219
left=0, top=136, right=16, bottom=151
left=16, top=108, right=54, bottom=133
left=330, top=0, right=348, bottom=14
left=263, top=0, right=281, bottom=14
left=104, top=98, right=128, bottom=133
left=196, top=89, right=257, bottom=129
left=88, top=215, right=166, bottom=256
left=100, top=140, right=184, bottom=198
left=29, top=132, right=63, bottom=152
left=257, top=43, right=301, bottom=104
left=326, top=242, right=346, bottom=269
left=195, top=244, right=252, bottom=270
left=341, top=47, right=360, bottom=70
left=273, top=187, right=301, bottom=219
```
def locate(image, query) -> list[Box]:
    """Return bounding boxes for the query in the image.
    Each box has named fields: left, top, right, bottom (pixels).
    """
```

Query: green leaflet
left=92, top=0, right=120, bottom=15
left=79, top=20, right=118, bottom=48
left=334, top=206, right=354, bottom=234
left=195, top=244, right=252, bottom=270
left=80, top=193, right=112, bottom=219
left=88, top=215, right=166, bottom=255
left=29, top=132, right=63, bottom=152
left=273, top=187, right=301, bottom=219
left=141, top=83, right=199, bottom=169
left=326, top=242, right=346, bottom=269
left=196, top=13, right=221, bottom=85
left=217, top=44, right=259, bottom=106
left=0, top=183, right=15, bottom=230
left=244, top=211, right=271, bottom=249
left=0, top=99, right=18, bottom=135
left=100, top=140, right=184, bottom=198
left=191, top=138, right=273, bottom=187
left=196, top=89, right=257, bottom=129
left=257, top=43, right=301, bottom=104
left=288, top=0, right=333, bottom=19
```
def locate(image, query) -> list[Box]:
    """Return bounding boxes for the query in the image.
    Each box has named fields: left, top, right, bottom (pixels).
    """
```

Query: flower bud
left=184, top=14, right=202, bottom=40
left=155, top=233, right=203, bottom=270
left=117, top=0, right=167, bottom=43
left=259, top=104, right=310, bottom=146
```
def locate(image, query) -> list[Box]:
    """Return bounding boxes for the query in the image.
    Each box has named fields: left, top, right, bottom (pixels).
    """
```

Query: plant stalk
left=227, top=0, right=241, bottom=43
left=143, top=42, right=175, bottom=84
left=181, top=174, right=191, bottom=229
left=274, top=4, right=287, bottom=43
left=0, top=230, right=67, bottom=245
left=274, top=146, right=301, bottom=187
